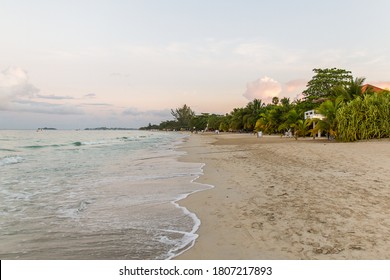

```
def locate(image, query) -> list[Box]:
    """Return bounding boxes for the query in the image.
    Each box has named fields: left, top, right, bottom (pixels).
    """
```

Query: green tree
left=229, top=108, right=245, bottom=131
left=278, top=108, right=300, bottom=133
left=303, top=68, right=353, bottom=101
left=207, top=114, right=224, bottom=131
left=294, top=98, right=317, bottom=116
left=219, top=114, right=231, bottom=132
left=159, top=120, right=179, bottom=130
left=333, top=77, right=366, bottom=103
left=242, top=99, right=265, bottom=132
left=293, top=119, right=311, bottom=139
left=255, top=110, right=274, bottom=134
left=171, top=104, right=195, bottom=130
left=189, top=113, right=208, bottom=131
left=280, top=97, right=291, bottom=108
left=255, top=104, right=281, bottom=134
left=265, top=98, right=292, bottom=134
left=312, top=99, right=341, bottom=139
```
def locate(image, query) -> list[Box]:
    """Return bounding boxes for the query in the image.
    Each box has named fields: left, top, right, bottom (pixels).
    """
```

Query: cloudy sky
left=1, top=0, right=390, bottom=129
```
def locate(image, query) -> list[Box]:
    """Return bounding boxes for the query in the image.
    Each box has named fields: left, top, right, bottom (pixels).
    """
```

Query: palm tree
left=242, top=99, right=265, bottom=132
left=311, top=99, right=341, bottom=139
left=293, top=119, right=311, bottom=139
left=277, top=109, right=311, bottom=139
left=255, top=111, right=274, bottom=134
left=278, top=109, right=300, bottom=133
left=230, top=108, right=245, bottom=131
left=332, top=77, right=366, bottom=103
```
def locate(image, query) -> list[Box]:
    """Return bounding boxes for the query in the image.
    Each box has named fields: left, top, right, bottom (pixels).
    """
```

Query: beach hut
left=304, top=110, right=324, bottom=121
left=304, top=110, right=325, bottom=138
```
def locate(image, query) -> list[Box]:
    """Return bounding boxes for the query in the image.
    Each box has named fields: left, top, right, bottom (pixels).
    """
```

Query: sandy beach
left=176, top=133, right=390, bottom=259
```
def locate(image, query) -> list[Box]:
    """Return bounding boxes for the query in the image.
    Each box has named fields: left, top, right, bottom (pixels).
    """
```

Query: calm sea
left=0, top=130, right=209, bottom=259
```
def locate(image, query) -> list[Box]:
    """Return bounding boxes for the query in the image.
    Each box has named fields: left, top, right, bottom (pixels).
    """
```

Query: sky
left=1, top=0, right=390, bottom=129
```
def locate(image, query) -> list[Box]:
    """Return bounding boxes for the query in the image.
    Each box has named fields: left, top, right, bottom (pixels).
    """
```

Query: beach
left=176, top=133, right=390, bottom=259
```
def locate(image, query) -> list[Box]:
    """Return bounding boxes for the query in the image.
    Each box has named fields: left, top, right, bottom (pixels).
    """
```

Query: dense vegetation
left=337, top=92, right=390, bottom=141
left=140, top=68, right=390, bottom=142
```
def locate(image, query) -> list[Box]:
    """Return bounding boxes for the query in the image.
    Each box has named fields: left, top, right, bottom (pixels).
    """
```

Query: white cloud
left=11, top=99, right=83, bottom=115
left=37, top=94, right=74, bottom=100
left=234, top=41, right=304, bottom=67
left=165, top=42, right=191, bottom=54
left=123, top=107, right=171, bottom=117
left=243, top=76, right=282, bottom=103
left=0, top=66, right=83, bottom=115
left=0, top=66, right=38, bottom=108
left=122, top=108, right=172, bottom=125
left=83, top=93, right=97, bottom=98
left=235, top=42, right=274, bottom=60
left=81, top=102, right=112, bottom=107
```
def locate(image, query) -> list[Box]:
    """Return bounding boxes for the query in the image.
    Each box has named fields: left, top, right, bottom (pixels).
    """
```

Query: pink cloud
left=284, top=79, right=307, bottom=100
left=243, top=76, right=309, bottom=104
left=243, top=76, right=282, bottom=103
left=285, top=79, right=307, bottom=92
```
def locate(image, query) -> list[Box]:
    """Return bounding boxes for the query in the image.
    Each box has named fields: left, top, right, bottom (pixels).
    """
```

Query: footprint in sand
left=251, top=222, right=263, bottom=230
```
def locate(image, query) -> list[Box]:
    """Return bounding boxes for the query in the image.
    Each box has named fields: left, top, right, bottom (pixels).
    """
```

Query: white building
left=304, top=110, right=325, bottom=138
left=304, top=109, right=324, bottom=120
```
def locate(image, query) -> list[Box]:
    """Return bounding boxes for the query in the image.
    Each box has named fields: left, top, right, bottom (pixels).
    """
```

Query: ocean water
left=0, top=130, right=209, bottom=259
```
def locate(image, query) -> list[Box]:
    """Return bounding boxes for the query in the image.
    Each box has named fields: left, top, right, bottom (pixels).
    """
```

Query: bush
left=337, top=92, right=390, bottom=141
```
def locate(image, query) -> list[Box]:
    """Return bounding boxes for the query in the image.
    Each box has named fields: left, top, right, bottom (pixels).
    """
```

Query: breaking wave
left=0, top=156, right=25, bottom=166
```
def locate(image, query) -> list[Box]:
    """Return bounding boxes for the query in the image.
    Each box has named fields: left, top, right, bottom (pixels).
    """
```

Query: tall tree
left=303, top=68, right=353, bottom=101
left=255, top=111, right=274, bottom=134
left=229, top=108, right=245, bottom=131
left=171, top=104, right=195, bottom=130
left=242, top=99, right=265, bottom=131
left=219, top=114, right=231, bottom=132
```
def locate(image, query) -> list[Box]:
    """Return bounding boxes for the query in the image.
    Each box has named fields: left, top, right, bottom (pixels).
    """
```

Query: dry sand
left=176, top=133, right=390, bottom=259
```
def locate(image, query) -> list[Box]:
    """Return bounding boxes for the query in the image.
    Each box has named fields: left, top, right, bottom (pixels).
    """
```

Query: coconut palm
left=332, top=77, right=366, bottom=103
left=255, top=111, right=274, bottom=134
left=293, top=119, right=311, bottom=139
left=242, top=99, right=265, bottom=131
left=278, top=109, right=299, bottom=132
left=312, top=99, right=341, bottom=139
left=230, top=108, right=245, bottom=131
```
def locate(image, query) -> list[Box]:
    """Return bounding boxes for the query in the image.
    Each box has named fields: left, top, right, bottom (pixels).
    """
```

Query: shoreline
left=176, top=133, right=390, bottom=259
left=169, top=164, right=214, bottom=260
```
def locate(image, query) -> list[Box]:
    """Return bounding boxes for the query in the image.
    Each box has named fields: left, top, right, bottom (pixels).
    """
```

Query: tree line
left=140, top=68, right=390, bottom=142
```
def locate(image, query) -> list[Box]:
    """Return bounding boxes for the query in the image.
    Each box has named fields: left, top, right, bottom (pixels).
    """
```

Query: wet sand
left=176, top=133, right=390, bottom=259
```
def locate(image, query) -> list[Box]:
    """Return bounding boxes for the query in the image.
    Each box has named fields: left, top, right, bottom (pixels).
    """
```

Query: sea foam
left=0, top=156, right=24, bottom=166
